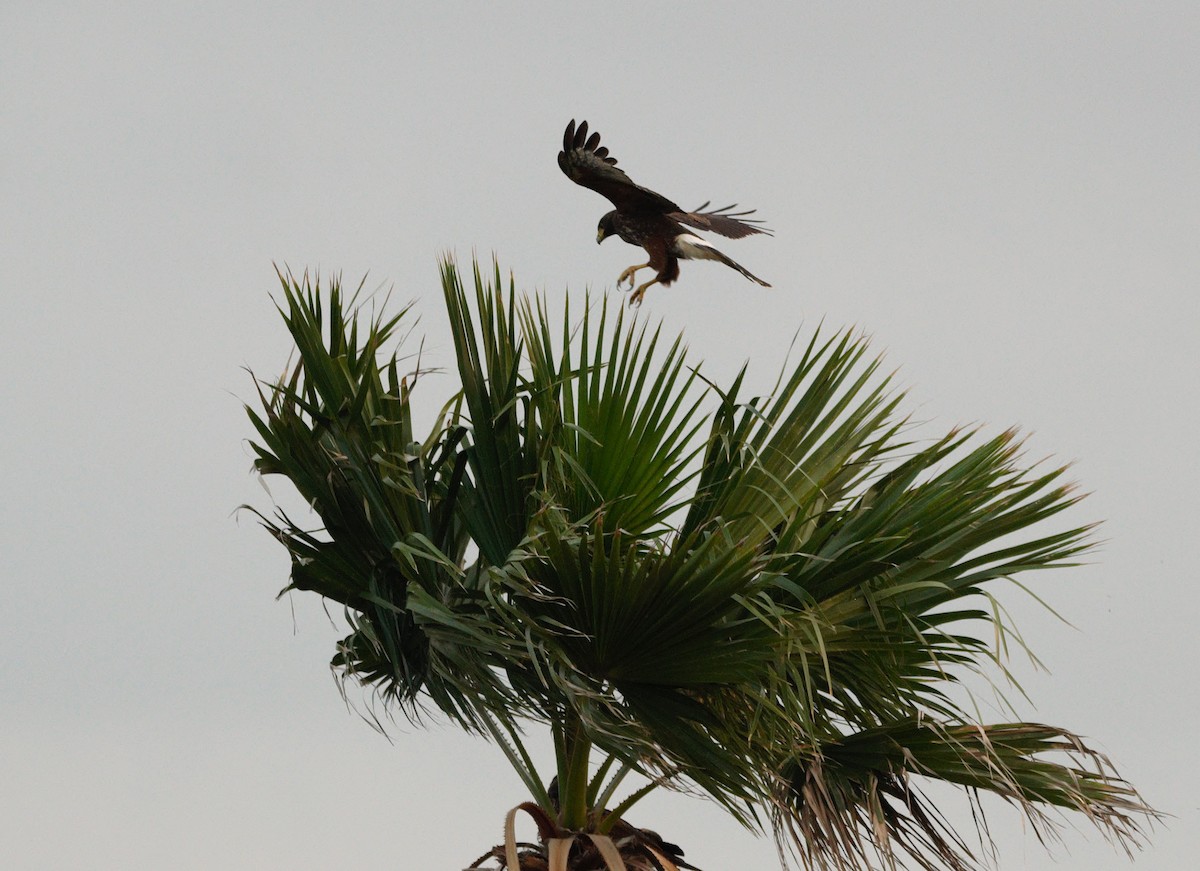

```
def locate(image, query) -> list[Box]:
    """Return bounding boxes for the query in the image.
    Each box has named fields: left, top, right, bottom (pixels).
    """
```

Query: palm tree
left=246, top=257, right=1153, bottom=871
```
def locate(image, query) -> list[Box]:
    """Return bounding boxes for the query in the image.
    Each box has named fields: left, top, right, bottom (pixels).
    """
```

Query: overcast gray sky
left=2, top=3, right=1197, bottom=869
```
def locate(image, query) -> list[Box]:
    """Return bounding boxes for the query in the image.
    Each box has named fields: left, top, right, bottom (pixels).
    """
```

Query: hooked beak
left=596, top=228, right=607, bottom=244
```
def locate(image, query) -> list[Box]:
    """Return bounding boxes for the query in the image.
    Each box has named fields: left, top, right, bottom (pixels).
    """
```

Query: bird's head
left=597, top=211, right=617, bottom=244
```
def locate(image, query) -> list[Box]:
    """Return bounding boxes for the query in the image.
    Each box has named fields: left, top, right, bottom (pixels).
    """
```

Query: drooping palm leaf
left=777, top=719, right=1147, bottom=871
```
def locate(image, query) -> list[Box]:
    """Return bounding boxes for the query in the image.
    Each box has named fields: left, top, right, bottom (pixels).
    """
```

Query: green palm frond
left=765, top=430, right=1095, bottom=728
left=778, top=719, right=1146, bottom=871
left=520, top=292, right=706, bottom=536
left=682, top=329, right=904, bottom=547
left=246, top=258, right=1154, bottom=869
left=443, top=258, right=535, bottom=565
left=502, top=515, right=785, bottom=820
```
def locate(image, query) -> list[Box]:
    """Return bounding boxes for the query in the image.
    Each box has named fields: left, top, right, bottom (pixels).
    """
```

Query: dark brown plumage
left=558, top=119, right=772, bottom=305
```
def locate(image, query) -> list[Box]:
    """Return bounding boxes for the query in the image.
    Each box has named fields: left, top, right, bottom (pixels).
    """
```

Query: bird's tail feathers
left=674, top=234, right=771, bottom=287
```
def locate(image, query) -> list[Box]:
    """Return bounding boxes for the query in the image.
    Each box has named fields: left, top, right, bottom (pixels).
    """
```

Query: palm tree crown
left=246, top=258, right=1152, bottom=870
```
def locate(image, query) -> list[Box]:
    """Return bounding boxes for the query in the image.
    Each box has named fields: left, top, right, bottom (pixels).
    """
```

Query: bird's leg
left=617, top=262, right=649, bottom=288
left=629, top=277, right=661, bottom=307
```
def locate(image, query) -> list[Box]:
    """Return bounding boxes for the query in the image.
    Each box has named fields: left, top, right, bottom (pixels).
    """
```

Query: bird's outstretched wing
left=672, top=202, right=773, bottom=239
left=558, top=119, right=681, bottom=214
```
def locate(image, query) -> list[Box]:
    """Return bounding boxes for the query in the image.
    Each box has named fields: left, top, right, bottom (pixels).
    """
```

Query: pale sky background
left=2, top=3, right=1197, bottom=869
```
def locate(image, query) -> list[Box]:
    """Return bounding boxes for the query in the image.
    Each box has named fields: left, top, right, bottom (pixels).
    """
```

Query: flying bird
left=558, top=119, right=772, bottom=305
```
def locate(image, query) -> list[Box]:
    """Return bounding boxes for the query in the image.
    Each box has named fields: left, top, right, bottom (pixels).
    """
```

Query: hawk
left=558, top=119, right=772, bottom=305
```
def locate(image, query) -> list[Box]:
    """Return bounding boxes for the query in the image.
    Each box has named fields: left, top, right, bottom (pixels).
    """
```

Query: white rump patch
left=673, top=233, right=724, bottom=262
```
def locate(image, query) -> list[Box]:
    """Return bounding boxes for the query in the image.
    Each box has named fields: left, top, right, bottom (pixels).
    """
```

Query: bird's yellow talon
left=617, top=263, right=648, bottom=288
left=629, top=278, right=659, bottom=306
